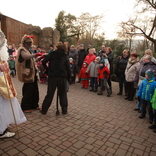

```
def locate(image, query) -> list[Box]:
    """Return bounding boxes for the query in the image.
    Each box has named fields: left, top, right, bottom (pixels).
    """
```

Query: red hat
left=130, top=52, right=138, bottom=58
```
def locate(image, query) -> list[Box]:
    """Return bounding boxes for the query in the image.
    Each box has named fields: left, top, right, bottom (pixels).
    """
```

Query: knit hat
left=79, top=44, right=84, bottom=47
left=100, top=59, right=105, bottom=65
left=69, top=58, right=73, bottom=61
left=130, top=52, right=138, bottom=58
left=145, top=70, right=154, bottom=80
left=95, top=56, right=101, bottom=61
left=83, top=62, right=88, bottom=66
left=49, top=44, right=53, bottom=47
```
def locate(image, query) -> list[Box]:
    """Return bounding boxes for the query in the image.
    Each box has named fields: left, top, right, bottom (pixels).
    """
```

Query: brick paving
left=0, top=77, right=156, bottom=156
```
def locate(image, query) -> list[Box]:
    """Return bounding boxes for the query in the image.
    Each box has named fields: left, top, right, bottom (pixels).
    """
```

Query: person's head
left=145, top=49, right=152, bottom=56
left=55, top=42, right=66, bottom=53
left=130, top=52, right=138, bottom=60
left=64, top=42, right=69, bottom=47
left=83, top=62, right=88, bottom=67
left=106, top=47, right=112, bottom=54
left=122, top=49, right=130, bottom=57
left=101, top=45, right=106, bottom=51
left=21, top=35, right=34, bottom=49
left=92, top=48, right=96, bottom=54
left=95, top=56, right=101, bottom=63
left=70, top=45, right=75, bottom=50
left=49, top=44, right=53, bottom=50
left=142, top=55, right=151, bottom=63
left=88, top=44, right=92, bottom=48
left=99, top=60, right=105, bottom=67
left=89, top=48, right=94, bottom=55
left=79, top=44, right=84, bottom=50
left=31, top=45, right=36, bottom=51
left=69, top=57, right=73, bottom=63
left=8, top=45, right=12, bottom=49
left=145, top=70, right=154, bottom=80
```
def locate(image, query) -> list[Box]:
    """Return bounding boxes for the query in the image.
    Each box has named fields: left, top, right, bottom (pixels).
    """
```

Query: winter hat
left=130, top=52, right=138, bottom=58
left=145, top=70, right=154, bottom=80
left=49, top=44, right=53, bottom=47
left=100, top=59, right=105, bottom=65
left=95, top=56, right=101, bottom=61
left=69, top=58, right=73, bottom=61
left=83, top=62, right=88, bottom=66
left=79, top=44, right=84, bottom=47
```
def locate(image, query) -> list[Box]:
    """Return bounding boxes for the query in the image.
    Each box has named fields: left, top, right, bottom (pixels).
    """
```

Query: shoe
left=97, top=92, right=103, bottom=95
left=128, top=98, right=133, bottom=101
left=139, top=115, right=145, bottom=119
left=35, top=107, right=41, bottom=110
left=90, top=89, right=94, bottom=91
left=148, top=124, right=156, bottom=129
left=94, top=89, right=97, bottom=92
left=153, top=128, right=156, bottom=133
left=117, top=92, right=122, bottom=95
left=124, top=97, right=129, bottom=100
left=23, top=110, right=31, bottom=113
left=0, top=132, right=15, bottom=138
left=81, top=86, right=85, bottom=89
left=76, top=81, right=80, bottom=83
left=40, top=110, right=46, bottom=115
left=149, top=120, right=153, bottom=124
left=134, top=108, right=140, bottom=111
left=138, top=110, right=141, bottom=113
left=62, top=111, right=67, bottom=115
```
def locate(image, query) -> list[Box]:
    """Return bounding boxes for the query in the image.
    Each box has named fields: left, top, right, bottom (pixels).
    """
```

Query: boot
left=97, top=90, right=103, bottom=95
left=107, top=88, right=111, bottom=97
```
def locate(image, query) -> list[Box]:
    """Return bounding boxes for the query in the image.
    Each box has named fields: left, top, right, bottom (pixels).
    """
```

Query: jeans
left=90, top=77, right=98, bottom=90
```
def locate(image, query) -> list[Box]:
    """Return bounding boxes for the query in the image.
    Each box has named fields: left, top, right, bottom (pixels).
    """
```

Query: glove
left=35, top=53, right=43, bottom=57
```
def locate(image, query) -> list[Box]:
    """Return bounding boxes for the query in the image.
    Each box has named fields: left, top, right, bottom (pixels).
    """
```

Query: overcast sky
left=1, top=0, right=136, bottom=39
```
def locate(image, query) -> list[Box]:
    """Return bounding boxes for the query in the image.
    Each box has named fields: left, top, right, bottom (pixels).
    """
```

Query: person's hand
left=0, top=63, right=7, bottom=72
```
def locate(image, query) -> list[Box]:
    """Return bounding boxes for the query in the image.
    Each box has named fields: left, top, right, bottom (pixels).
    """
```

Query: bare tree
left=117, top=0, right=156, bottom=52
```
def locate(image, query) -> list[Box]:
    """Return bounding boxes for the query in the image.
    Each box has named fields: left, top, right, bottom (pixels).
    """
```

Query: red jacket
left=98, top=66, right=110, bottom=79
left=84, top=54, right=96, bottom=65
left=78, top=67, right=90, bottom=80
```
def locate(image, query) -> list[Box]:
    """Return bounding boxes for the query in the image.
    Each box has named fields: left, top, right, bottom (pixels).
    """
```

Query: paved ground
left=0, top=77, right=156, bottom=156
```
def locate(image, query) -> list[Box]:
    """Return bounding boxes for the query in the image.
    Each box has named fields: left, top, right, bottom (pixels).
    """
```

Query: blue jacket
left=137, top=78, right=156, bottom=101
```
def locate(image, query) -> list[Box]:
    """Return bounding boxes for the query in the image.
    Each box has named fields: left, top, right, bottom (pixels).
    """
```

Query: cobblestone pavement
left=0, top=77, right=156, bottom=156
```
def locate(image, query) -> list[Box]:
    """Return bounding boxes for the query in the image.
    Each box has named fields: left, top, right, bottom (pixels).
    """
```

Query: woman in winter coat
left=68, top=45, right=78, bottom=83
left=114, top=49, right=130, bottom=95
left=125, top=53, right=140, bottom=101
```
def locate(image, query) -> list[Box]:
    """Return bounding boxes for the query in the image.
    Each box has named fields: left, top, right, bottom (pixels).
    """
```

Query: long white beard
left=0, top=39, right=9, bottom=62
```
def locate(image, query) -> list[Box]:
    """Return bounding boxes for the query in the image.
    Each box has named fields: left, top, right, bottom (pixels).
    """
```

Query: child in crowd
left=78, top=62, right=90, bottom=89
left=137, top=70, right=156, bottom=124
left=8, top=55, right=16, bottom=77
left=86, top=56, right=101, bottom=92
left=69, top=58, right=75, bottom=84
left=97, top=60, right=111, bottom=97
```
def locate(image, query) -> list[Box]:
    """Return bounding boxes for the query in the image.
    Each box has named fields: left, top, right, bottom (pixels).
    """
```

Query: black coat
left=42, top=49, right=71, bottom=82
left=78, top=49, right=87, bottom=67
left=114, top=55, right=129, bottom=78
left=107, top=52, right=114, bottom=75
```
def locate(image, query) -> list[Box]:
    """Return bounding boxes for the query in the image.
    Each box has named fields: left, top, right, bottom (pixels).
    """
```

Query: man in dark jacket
left=77, top=44, right=87, bottom=83
left=41, top=42, right=71, bottom=115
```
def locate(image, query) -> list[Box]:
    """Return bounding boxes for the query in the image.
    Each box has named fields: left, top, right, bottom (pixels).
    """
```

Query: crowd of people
left=1, top=30, right=156, bottom=139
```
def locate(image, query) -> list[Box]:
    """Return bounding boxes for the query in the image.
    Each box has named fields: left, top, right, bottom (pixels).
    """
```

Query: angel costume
left=0, top=30, right=26, bottom=137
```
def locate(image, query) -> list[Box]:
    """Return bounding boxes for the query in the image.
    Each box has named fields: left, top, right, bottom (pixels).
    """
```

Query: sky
left=0, top=0, right=136, bottom=39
